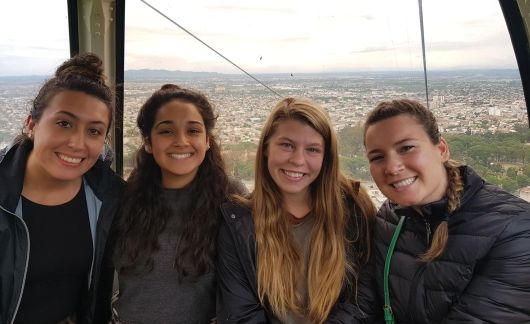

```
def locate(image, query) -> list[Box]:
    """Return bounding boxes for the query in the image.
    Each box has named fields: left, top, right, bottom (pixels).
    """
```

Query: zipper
left=423, top=218, right=431, bottom=245
left=0, top=204, right=30, bottom=324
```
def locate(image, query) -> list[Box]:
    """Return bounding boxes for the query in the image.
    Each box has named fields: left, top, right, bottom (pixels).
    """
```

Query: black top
left=14, top=185, right=93, bottom=324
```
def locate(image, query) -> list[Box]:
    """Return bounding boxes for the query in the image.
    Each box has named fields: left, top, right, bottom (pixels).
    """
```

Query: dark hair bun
left=160, top=84, right=182, bottom=91
left=55, top=53, right=106, bottom=84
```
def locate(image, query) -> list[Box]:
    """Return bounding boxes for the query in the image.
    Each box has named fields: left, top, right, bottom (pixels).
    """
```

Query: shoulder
left=219, top=200, right=255, bottom=248
left=227, top=176, right=249, bottom=196
left=84, top=159, right=125, bottom=200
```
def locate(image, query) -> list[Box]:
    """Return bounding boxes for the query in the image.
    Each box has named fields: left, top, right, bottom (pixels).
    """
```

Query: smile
left=170, top=153, right=192, bottom=160
left=282, top=169, right=305, bottom=179
left=391, top=176, right=417, bottom=188
left=57, top=153, right=83, bottom=164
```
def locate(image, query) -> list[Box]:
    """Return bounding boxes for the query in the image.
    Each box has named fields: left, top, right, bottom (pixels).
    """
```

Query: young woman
left=112, top=84, right=246, bottom=323
left=0, top=53, right=124, bottom=324
left=363, top=99, right=530, bottom=323
left=216, top=97, right=376, bottom=323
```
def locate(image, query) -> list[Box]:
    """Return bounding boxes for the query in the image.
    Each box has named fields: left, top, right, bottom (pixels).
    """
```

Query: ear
left=438, top=137, right=450, bottom=162
left=143, top=137, right=152, bottom=154
left=25, top=115, right=36, bottom=137
left=206, top=136, right=210, bottom=150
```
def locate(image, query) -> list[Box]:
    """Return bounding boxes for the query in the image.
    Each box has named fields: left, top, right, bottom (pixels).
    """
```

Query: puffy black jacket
left=217, top=193, right=376, bottom=324
left=367, top=166, right=530, bottom=323
left=0, top=140, right=124, bottom=324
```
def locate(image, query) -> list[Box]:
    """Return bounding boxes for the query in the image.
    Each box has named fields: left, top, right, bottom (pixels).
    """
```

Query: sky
left=0, top=0, right=519, bottom=76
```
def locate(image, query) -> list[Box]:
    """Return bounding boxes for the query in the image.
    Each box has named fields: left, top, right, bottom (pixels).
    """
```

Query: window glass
left=0, top=1, right=69, bottom=147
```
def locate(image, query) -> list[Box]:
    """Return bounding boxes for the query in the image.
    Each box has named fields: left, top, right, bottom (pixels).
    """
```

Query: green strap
left=383, top=215, right=405, bottom=324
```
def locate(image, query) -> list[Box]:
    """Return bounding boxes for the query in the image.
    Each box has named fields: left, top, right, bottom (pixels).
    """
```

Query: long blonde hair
left=251, top=97, right=375, bottom=322
left=364, top=99, right=464, bottom=262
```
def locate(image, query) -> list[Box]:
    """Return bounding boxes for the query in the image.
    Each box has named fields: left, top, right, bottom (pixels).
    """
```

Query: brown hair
left=248, top=97, right=375, bottom=322
left=114, top=84, right=229, bottom=279
left=364, top=99, right=464, bottom=262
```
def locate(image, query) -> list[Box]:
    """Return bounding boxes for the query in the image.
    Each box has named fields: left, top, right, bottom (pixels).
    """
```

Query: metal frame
left=67, top=0, right=125, bottom=176
left=499, top=0, right=530, bottom=126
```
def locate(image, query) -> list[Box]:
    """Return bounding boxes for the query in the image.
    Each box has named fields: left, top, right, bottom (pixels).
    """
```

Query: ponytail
left=420, top=161, right=463, bottom=262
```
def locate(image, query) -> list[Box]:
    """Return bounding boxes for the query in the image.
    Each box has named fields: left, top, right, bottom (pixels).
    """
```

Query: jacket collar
left=0, top=138, right=121, bottom=211
left=0, top=138, right=32, bottom=212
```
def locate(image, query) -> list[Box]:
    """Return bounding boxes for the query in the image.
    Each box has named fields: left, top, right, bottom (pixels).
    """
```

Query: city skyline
left=0, top=0, right=518, bottom=76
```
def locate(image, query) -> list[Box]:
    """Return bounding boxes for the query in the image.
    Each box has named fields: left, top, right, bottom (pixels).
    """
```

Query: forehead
left=44, top=90, right=110, bottom=123
left=271, top=119, right=324, bottom=143
left=365, top=115, right=428, bottom=146
left=154, top=100, right=203, bottom=123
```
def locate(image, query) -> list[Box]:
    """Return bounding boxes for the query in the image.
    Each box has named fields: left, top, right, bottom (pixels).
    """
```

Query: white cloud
left=0, top=0, right=519, bottom=76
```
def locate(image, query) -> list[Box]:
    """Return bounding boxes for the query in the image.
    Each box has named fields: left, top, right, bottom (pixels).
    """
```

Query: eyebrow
left=277, top=136, right=323, bottom=147
left=55, top=110, right=106, bottom=126
left=154, top=120, right=204, bottom=128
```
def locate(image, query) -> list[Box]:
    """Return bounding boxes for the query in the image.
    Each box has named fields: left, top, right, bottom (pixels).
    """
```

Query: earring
left=207, top=142, right=211, bottom=149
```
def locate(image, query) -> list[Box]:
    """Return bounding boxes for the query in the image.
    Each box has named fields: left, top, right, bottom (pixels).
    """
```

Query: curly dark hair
left=113, top=84, right=229, bottom=280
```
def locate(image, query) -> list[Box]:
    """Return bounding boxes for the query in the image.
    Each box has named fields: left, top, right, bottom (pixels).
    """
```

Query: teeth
left=283, top=170, right=304, bottom=178
left=170, top=153, right=192, bottom=160
left=392, top=177, right=416, bottom=188
left=58, top=153, right=82, bottom=164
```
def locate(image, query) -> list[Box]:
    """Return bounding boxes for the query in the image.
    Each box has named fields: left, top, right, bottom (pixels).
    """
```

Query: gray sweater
left=114, top=179, right=247, bottom=324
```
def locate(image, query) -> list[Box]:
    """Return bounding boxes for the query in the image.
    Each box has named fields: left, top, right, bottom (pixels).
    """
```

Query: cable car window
left=0, top=1, right=69, bottom=148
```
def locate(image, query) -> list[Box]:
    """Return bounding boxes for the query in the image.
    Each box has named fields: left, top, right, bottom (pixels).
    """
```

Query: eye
left=399, top=145, right=415, bottom=153
left=306, top=147, right=321, bottom=154
left=368, top=154, right=383, bottom=163
left=56, top=120, right=71, bottom=128
left=280, top=142, right=294, bottom=150
left=188, top=128, right=202, bottom=135
left=157, top=129, right=172, bottom=135
left=88, top=128, right=103, bottom=137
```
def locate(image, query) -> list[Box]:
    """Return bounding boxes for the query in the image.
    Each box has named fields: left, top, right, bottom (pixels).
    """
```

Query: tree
left=517, top=174, right=530, bottom=188
left=506, top=167, right=518, bottom=179
left=500, top=178, right=519, bottom=194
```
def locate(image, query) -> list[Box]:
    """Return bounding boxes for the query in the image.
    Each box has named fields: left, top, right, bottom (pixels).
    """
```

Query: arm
left=216, top=217, right=269, bottom=324
left=442, top=216, right=530, bottom=323
left=326, top=256, right=383, bottom=324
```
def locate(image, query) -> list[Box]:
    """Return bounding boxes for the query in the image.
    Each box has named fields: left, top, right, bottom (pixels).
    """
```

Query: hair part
left=113, top=84, right=229, bottom=280
left=252, top=97, right=375, bottom=322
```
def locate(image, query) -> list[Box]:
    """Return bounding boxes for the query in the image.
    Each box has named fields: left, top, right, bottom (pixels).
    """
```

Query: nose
left=173, top=131, right=189, bottom=146
left=288, top=148, right=305, bottom=166
left=385, top=154, right=403, bottom=176
left=67, top=129, right=85, bottom=150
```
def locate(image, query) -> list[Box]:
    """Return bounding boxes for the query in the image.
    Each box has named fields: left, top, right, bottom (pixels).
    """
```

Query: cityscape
left=1, top=69, right=529, bottom=205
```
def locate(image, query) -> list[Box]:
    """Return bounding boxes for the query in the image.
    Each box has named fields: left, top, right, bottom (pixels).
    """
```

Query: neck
left=283, top=191, right=311, bottom=219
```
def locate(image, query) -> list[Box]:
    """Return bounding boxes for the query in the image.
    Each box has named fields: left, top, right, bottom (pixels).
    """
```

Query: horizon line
left=0, top=67, right=520, bottom=79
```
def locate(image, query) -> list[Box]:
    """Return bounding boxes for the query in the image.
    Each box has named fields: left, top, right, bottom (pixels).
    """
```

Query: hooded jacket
left=368, top=166, right=530, bottom=323
left=0, top=139, right=124, bottom=324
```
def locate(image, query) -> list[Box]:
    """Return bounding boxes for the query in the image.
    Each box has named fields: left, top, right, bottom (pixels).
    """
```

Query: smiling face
left=26, top=90, right=110, bottom=185
left=364, top=114, right=450, bottom=207
left=266, top=119, right=325, bottom=203
left=146, top=100, right=209, bottom=189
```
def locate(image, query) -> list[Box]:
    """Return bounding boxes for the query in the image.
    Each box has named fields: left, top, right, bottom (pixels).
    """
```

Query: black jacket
left=366, top=166, right=530, bottom=323
left=216, top=195, right=374, bottom=323
left=0, top=140, right=124, bottom=324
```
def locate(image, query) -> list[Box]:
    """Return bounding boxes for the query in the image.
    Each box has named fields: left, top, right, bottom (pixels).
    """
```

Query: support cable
left=139, top=0, right=282, bottom=97
left=418, top=0, right=429, bottom=108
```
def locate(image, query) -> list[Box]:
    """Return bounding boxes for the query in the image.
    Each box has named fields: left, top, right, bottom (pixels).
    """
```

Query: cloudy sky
left=0, top=0, right=519, bottom=76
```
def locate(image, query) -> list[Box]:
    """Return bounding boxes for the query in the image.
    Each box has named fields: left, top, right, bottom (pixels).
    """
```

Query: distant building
left=488, top=107, right=501, bottom=116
